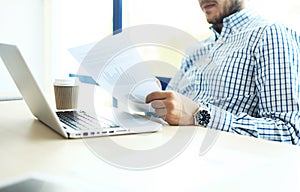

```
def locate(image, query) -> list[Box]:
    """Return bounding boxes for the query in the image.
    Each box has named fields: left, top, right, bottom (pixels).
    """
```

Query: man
left=146, top=0, right=300, bottom=144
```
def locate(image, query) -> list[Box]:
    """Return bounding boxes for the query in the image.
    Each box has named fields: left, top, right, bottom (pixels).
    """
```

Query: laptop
left=0, top=43, right=162, bottom=139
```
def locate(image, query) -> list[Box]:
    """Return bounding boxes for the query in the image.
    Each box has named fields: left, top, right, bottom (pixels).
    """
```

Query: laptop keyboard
left=56, top=110, right=120, bottom=130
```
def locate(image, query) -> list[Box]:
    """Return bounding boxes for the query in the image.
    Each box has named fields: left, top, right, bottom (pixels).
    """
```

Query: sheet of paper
left=69, top=35, right=161, bottom=113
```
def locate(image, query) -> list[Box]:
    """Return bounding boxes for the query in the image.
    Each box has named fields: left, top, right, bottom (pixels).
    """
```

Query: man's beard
left=210, top=0, right=243, bottom=25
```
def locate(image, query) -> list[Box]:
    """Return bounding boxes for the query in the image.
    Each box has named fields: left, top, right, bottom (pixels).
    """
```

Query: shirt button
left=232, top=28, right=238, bottom=34
left=218, top=38, right=223, bottom=44
left=195, top=80, right=201, bottom=85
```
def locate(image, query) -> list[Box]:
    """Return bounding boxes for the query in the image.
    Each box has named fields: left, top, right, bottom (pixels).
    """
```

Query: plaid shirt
left=167, top=9, right=300, bottom=145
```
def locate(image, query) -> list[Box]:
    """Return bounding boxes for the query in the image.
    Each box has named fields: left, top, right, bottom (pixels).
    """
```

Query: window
left=118, top=0, right=213, bottom=84
left=47, top=0, right=112, bottom=80
left=123, top=0, right=211, bottom=39
left=0, top=0, right=44, bottom=100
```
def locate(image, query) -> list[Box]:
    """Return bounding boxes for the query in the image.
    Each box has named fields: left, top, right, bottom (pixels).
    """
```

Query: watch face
left=195, top=109, right=210, bottom=127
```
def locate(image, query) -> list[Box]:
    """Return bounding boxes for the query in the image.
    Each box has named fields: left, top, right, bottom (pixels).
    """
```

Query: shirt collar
left=210, top=8, right=257, bottom=40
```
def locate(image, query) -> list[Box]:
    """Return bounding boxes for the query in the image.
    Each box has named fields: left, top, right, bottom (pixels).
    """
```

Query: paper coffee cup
left=54, top=78, right=79, bottom=110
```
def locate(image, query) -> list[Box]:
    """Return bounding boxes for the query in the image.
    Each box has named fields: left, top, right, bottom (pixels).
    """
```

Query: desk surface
left=1, top=100, right=300, bottom=191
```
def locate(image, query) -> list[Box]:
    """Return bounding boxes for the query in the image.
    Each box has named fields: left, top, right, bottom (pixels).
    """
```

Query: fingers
left=145, top=91, right=165, bottom=103
left=145, top=90, right=197, bottom=125
left=150, top=100, right=166, bottom=109
left=145, top=91, right=178, bottom=123
left=145, top=91, right=174, bottom=103
left=154, top=107, right=168, bottom=117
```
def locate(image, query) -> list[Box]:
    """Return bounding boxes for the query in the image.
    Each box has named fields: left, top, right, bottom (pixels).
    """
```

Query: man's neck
left=212, top=24, right=223, bottom=34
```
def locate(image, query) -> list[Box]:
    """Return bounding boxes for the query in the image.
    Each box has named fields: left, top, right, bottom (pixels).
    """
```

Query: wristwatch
left=193, top=106, right=211, bottom=127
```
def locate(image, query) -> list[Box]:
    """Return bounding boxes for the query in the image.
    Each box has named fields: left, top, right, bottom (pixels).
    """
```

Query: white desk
left=1, top=100, right=300, bottom=191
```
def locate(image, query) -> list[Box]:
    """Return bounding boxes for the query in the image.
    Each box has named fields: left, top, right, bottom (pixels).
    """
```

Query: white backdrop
left=0, top=0, right=44, bottom=100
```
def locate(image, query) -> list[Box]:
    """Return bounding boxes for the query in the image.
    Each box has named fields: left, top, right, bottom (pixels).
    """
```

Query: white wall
left=0, top=0, right=45, bottom=99
left=249, top=0, right=300, bottom=33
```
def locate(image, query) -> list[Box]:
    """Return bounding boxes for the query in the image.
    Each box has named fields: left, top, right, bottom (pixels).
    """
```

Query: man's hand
left=145, top=91, right=199, bottom=125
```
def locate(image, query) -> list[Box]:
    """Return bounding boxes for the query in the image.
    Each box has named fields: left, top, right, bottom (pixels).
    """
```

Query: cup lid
left=54, top=78, right=76, bottom=86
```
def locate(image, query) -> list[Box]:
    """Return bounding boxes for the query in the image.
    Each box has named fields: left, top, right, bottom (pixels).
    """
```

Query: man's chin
left=205, top=14, right=222, bottom=24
